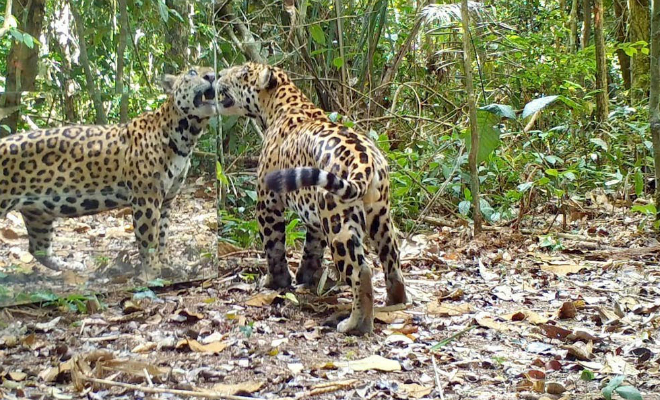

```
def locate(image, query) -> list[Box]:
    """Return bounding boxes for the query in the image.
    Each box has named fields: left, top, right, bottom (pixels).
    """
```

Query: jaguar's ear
left=256, top=66, right=278, bottom=91
left=160, top=74, right=177, bottom=94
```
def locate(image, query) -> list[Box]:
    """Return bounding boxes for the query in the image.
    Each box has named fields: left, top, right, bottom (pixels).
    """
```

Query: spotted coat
left=0, top=67, right=217, bottom=278
left=215, top=63, right=408, bottom=334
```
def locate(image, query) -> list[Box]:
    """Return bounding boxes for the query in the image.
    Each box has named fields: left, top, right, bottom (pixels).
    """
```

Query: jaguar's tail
left=264, top=167, right=367, bottom=201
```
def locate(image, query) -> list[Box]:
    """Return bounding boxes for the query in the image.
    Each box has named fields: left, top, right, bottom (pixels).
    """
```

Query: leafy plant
left=602, top=375, right=643, bottom=400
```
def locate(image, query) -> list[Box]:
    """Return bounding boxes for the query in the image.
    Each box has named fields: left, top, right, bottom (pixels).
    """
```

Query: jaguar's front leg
left=132, top=195, right=163, bottom=280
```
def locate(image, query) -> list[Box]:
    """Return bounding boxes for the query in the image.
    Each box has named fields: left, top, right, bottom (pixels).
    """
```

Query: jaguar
left=214, top=62, right=408, bottom=334
left=0, top=67, right=217, bottom=279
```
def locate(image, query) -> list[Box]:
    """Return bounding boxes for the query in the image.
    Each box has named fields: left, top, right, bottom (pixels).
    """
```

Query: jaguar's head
left=161, top=67, right=217, bottom=118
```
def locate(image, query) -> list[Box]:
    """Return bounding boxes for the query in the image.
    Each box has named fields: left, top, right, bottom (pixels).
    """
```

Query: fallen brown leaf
left=245, top=290, right=279, bottom=307
left=176, top=338, right=228, bottom=354
left=540, top=324, right=572, bottom=340
left=558, top=301, right=577, bottom=319
left=209, top=380, right=264, bottom=395
left=399, top=383, right=433, bottom=399
left=541, top=263, right=588, bottom=276
left=375, top=310, right=412, bottom=324
left=320, top=355, right=401, bottom=372
left=428, top=302, right=473, bottom=317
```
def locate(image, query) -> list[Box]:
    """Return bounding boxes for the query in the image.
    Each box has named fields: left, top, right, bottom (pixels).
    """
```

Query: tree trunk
left=593, top=0, right=609, bottom=123
left=117, top=0, right=130, bottom=122
left=630, top=0, right=651, bottom=103
left=650, top=0, right=660, bottom=223
left=164, top=0, right=189, bottom=74
left=0, top=0, right=46, bottom=136
left=581, top=0, right=591, bottom=49
left=569, top=0, right=579, bottom=52
left=613, top=0, right=632, bottom=91
left=70, top=1, right=107, bottom=124
left=461, top=0, right=482, bottom=235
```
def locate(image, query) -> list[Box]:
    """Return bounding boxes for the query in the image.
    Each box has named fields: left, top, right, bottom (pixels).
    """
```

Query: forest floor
left=1, top=189, right=660, bottom=400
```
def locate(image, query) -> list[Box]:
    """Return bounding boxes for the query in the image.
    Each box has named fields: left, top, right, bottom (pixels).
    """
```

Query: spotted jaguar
left=0, top=67, right=217, bottom=279
left=214, top=62, right=408, bottom=334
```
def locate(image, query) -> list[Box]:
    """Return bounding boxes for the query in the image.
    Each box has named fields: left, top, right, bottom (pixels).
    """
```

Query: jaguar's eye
left=188, top=69, right=198, bottom=76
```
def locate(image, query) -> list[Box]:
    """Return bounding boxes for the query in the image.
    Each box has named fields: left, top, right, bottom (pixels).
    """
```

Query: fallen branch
left=81, top=376, right=268, bottom=400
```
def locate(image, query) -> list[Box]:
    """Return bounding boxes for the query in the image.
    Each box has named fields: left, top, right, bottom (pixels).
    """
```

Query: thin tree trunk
left=335, top=0, right=349, bottom=109
left=52, top=39, right=77, bottom=123
left=117, top=0, right=130, bottom=122
left=581, top=0, right=591, bottom=49
left=650, top=0, right=660, bottom=223
left=461, top=0, right=482, bottom=235
left=0, top=0, right=46, bottom=136
left=613, top=0, right=632, bottom=91
left=593, top=0, right=609, bottom=123
left=630, top=0, right=651, bottom=103
left=569, top=0, right=579, bottom=52
left=70, top=1, right=107, bottom=124
left=164, top=0, right=189, bottom=74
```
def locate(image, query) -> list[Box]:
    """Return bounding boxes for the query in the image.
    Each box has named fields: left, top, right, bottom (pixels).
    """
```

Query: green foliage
left=602, top=376, right=643, bottom=400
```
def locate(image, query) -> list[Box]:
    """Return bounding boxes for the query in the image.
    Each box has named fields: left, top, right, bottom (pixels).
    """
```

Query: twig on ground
left=81, top=376, right=268, bottom=400
left=431, top=355, right=445, bottom=400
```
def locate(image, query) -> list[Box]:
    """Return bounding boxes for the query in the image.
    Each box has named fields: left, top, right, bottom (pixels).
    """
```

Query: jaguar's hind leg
left=367, top=202, right=408, bottom=305
left=257, top=189, right=292, bottom=288
left=21, top=211, right=67, bottom=271
left=296, top=227, right=327, bottom=287
left=323, top=199, right=373, bottom=335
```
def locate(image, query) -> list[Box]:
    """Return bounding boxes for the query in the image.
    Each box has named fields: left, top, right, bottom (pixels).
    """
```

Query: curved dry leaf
left=322, top=355, right=401, bottom=372
left=545, top=381, right=567, bottom=394
left=475, top=315, right=512, bottom=333
left=209, top=380, right=265, bottom=395
left=428, top=302, right=474, bottom=317
left=399, top=383, right=433, bottom=399
left=540, top=324, right=572, bottom=340
left=541, top=263, right=587, bottom=276
left=375, top=310, right=412, bottom=324
left=558, top=301, right=578, bottom=319
left=176, top=338, right=228, bottom=354
left=245, top=290, right=279, bottom=307
left=562, top=343, right=592, bottom=361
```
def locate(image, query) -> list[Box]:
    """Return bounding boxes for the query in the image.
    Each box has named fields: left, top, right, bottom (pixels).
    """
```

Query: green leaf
left=580, top=369, right=594, bottom=381
left=157, top=0, right=169, bottom=22
left=545, top=168, right=559, bottom=177
left=615, top=386, right=643, bottom=400
left=309, top=24, right=326, bottom=45
left=284, top=292, right=299, bottom=305
left=623, top=47, right=637, bottom=56
left=461, top=110, right=502, bottom=164
left=480, top=104, right=516, bottom=119
left=590, top=138, right=608, bottom=151
left=458, top=200, right=471, bottom=215
left=9, top=29, right=23, bottom=42
left=631, top=204, right=656, bottom=216
left=522, top=95, right=559, bottom=119
left=333, top=57, right=344, bottom=69
left=602, top=375, right=626, bottom=400
left=23, top=34, right=34, bottom=49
